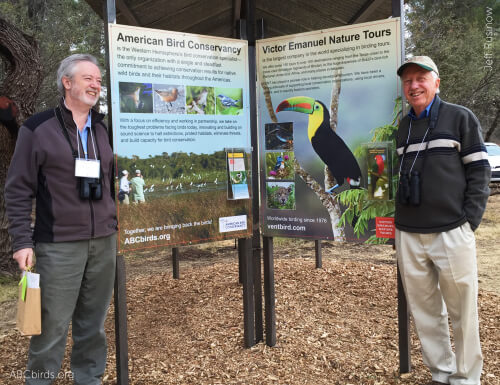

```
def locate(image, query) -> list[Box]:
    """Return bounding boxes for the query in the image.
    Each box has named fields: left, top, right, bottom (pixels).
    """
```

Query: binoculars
left=79, top=177, right=103, bottom=200
left=398, top=170, right=420, bottom=206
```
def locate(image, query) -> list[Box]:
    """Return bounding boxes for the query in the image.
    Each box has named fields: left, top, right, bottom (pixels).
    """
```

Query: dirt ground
left=0, top=193, right=498, bottom=385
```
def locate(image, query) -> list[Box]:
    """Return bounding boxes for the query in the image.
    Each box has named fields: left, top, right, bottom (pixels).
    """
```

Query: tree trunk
left=484, top=105, right=499, bottom=142
left=325, top=69, right=345, bottom=241
left=0, top=17, right=42, bottom=276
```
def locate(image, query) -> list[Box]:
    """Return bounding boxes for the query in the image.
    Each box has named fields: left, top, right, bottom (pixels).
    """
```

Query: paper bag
left=16, top=271, right=41, bottom=336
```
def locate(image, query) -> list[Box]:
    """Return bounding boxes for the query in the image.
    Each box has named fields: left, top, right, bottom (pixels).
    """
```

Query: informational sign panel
left=108, top=24, right=252, bottom=251
left=257, top=19, right=401, bottom=242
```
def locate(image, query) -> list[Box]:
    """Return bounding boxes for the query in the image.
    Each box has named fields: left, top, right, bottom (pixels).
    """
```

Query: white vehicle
left=485, top=142, right=500, bottom=182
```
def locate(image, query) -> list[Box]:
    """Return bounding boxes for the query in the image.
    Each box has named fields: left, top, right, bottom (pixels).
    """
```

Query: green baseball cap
left=397, top=56, right=439, bottom=77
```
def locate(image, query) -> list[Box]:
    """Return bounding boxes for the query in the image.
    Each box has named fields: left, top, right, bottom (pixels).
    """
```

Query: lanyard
left=54, top=107, right=99, bottom=161
left=399, top=120, right=431, bottom=175
left=398, top=96, right=441, bottom=176
left=76, top=124, right=97, bottom=160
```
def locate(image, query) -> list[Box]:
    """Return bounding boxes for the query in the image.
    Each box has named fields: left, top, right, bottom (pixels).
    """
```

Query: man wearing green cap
left=395, top=56, right=490, bottom=385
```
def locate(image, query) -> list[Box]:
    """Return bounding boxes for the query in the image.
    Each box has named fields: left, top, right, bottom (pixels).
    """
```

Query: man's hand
left=13, top=248, right=33, bottom=270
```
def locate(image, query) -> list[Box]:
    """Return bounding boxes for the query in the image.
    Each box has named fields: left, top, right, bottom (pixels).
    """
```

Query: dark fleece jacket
left=5, top=100, right=117, bottom=252
left=395, top=96, right=490, bottom=233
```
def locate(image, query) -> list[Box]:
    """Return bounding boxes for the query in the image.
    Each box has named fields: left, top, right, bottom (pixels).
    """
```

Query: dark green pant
left=26, top=234, right=116, bottom=385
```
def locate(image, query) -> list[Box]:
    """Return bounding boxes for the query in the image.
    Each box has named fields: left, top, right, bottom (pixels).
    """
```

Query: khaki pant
left=26, top=234, right=116, bottom=385
left=396, top=223, right=482, bottom=385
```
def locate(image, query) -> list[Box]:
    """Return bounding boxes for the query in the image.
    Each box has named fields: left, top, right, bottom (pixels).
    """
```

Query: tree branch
left=260, top=68, right=346, bottom=240
left=0, top=16, right=42, bottom=124
left=484, top=104, right=500, bottom=142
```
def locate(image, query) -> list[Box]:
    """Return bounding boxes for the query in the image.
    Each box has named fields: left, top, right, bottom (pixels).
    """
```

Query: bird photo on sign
left=265, top=122, right=294, bottom=150
left=266, top=152, right=295, bottom=180
left=230, top=170, right=247, bottom=185
left=365, top=145, right=391, bottom=201
left=153, top=84, right=185, bottom=114
left=186, top=86, right=215, bottom=115
left=215, top=87, right=243, bottom=115
left=119, top=82, right=153, bottom=113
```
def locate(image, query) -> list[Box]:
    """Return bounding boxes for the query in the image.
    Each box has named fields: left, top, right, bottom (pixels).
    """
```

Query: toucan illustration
left=276, top=96, right=361, bottom=192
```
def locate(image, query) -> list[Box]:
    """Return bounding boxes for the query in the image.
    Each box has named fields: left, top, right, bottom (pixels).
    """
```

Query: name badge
left=75, top=159, right=100, bottom=178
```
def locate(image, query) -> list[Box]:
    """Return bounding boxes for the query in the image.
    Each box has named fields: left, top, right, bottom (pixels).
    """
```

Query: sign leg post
left=397, top=263, right=411, bottom=373
left=315, top=240, right=322, bottom=269
left=114, top=254, right=129, bottom=385
left=238, top=243, right=243, bottom=284
left=172, top=247, right=180, bottom=279
left=263, top=236, right=276, bottom=346
left=253, top=238, right=263, bottom=342
left=239, top=238, right=255, bottom=347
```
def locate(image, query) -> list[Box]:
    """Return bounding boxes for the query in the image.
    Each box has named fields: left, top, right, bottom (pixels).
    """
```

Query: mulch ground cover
left=1, top=252, right=498, bottom=385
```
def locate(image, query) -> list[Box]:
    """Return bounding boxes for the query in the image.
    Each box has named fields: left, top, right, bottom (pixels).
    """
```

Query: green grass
left=118, top=189, right=252, bottom=251
left=0, top=275, right=18, bottom=303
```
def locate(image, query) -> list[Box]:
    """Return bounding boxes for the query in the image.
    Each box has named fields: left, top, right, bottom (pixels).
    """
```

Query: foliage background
left=337, top=99, right=402, bottom=244
left=405, top=0, right=499, bottom=142
left=0, top=0, right=497, bottom=136
left=0, top=0, right=105, bottom=112
left=117, top=150, right=227, bottom=181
